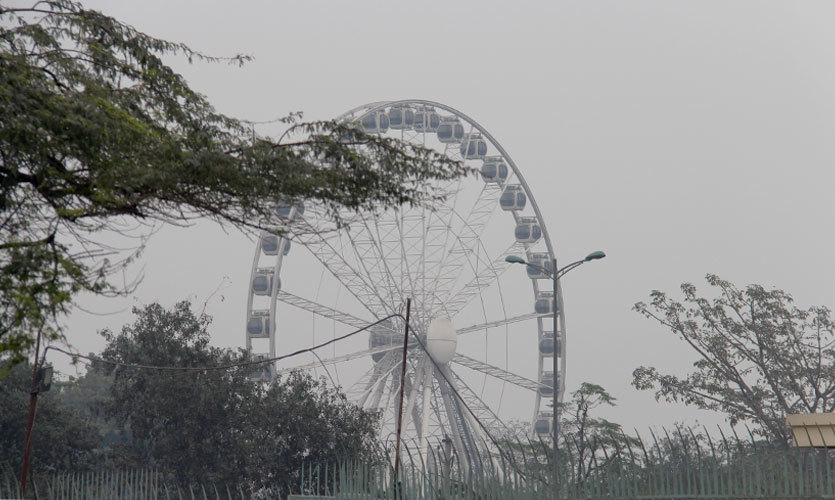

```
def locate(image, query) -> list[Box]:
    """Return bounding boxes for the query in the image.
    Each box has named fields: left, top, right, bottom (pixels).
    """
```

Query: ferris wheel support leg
left=400, top=358, right=426, bottom=450
left=419, top=362, right=433, bottom=465
left=369, top=368, right=391, bottom=412
left=437, top=368, right=470, bottom=477
left=442, top=365, right=487, bottom=474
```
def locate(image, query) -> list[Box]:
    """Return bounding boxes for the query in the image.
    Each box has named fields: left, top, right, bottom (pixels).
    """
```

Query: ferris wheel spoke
left=379, top=370, right=406, bottom=431
left=440, top=241, right=526, bottom=319
left=436, top=366, right=473, bottom=469
left=394, top=213, right=426, bottom=325
left=420, top=230, right=498, bottom=318
left=290, top=220, right=394, bottom=317
left=347, top=213, right=404, bottom=313
left=447, top=366, right=514, bottom=444
left=451, top=354, right=543, bottom=392
left=411, top=207, right=459, bottom=326
left=348, top=363, right=384, bottom=403
left=275, top=291, right=372, bottom=329
left=414, top=180, right=466, bottom=318
left=367, top=364, right=395, bottom=412
left=371, top=216, right=408, bottom=310
left=456, top=312, right=547, bottom=336
left=277, top=344, right=403, bottom=373
left=438, top=365, right=490, bottom=471
left=422, top=184, right=504, bottom=312
left=397, top=356, right=427, bottom=443
left=415, top=361, right=434, bottom=453
left=353, top=352, right=399, bottom=407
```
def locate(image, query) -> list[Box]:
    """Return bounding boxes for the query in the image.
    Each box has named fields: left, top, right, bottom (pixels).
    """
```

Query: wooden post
left=20, top=327, right=43, bottom=494
left=393, top=298, right=412, bottom=495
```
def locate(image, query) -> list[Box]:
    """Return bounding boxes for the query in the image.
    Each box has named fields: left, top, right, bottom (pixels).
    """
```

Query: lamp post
left=505, top=250, right=605, bottom=495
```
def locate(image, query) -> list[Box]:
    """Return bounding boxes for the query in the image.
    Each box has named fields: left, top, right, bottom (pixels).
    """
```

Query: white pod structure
left=426, top=317, right=457, bottom=365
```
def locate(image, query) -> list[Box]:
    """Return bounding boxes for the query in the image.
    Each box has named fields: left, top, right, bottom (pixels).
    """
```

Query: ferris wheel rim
left=246, top=99, right=566, bottom=456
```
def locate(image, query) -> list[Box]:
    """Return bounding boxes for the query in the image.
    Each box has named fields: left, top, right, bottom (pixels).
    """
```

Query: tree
left=96, top=301, right=380, bottom=489
left=557, top=383, right=639, bottom=483
left=499, top=383, right=636, bottom=484
left=54, top=365, right=130, bottom=455
left=0, top=361, right=99, bottom=473
left=0, top=0, right=470, bottom=365
left=633, top=274, right=835, bottom=444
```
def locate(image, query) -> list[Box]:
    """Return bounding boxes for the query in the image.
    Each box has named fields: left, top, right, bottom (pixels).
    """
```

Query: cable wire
left=46, top=314, right=399, bottom=372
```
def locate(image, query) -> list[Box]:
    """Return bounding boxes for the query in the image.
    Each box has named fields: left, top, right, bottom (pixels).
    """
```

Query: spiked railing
left=4, top=427, right=835, bottom=499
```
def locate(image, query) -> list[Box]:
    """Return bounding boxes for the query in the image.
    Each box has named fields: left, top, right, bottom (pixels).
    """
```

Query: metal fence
left=297, top=449, right=835, bottom=500
left=3, top=444, right=835, bottom=499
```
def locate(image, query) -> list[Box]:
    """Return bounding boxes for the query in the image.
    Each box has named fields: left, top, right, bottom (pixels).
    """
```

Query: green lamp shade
left=584, top=251, right=606, bottom=261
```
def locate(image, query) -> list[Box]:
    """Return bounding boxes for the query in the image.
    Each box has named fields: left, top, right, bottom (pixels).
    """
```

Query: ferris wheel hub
left=425, top=317, right=457, bottom=365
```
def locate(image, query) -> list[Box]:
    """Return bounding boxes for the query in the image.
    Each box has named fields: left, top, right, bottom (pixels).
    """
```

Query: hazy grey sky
left=61, top=0, right=835, bottom=432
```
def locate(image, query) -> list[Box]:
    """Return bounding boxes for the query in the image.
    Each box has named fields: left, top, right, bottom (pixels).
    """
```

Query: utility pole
left=393, top=298, right=412, bottom=496
left=551, top=257, right=559, bottom=496
left=19, top=328, right=44, bottom=494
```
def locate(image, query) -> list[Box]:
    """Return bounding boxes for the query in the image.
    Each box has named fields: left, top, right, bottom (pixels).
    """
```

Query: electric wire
left=45, top=314, right=399, bottom=372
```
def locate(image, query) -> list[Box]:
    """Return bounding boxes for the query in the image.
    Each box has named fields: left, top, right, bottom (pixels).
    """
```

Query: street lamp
left=505, top=250, right=605, bottom=493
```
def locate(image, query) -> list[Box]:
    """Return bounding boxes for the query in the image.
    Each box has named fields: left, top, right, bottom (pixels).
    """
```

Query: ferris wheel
left=245, top=100, right=567, bottom=466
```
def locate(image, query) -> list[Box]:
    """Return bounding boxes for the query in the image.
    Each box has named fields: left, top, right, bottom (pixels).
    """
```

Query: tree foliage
left=633, top=274, right=835, bottom=444
left=96, top=301, right=381, bottom=489
left=499, top=383, right=636, bottom=484
left=0, top=0, right=470, bottom=364
left=1, top=302, right=381, bottom=487
left=557, top=382, right=639, bottom=483
left=0, top=361, right=99, bottom=473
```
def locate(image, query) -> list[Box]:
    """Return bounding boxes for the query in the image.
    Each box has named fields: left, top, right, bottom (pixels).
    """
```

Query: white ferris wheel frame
left=244, top=99, right=568, bottom=467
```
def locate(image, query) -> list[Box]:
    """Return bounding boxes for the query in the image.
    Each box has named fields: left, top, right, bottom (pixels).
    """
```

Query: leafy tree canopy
left=0, top=0, right=470, bottom=365
left=0, top=360, right=99, bottom=473
left=95, top=301, right=380, bottom=489
left=499, top=383, right=635, bottom=484
left=557, top=382, right=639, bottom=482
left=633, top=274, right=835, bottom=444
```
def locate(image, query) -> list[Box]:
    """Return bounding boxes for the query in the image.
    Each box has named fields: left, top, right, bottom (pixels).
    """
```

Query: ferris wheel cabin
left=539, top=371, right=556, bottom=397
left=248, top=353, right=274, bottom=381
left=500, top=185, right=526, bottom=211
left=251, top=269, right=280, bottom=296
left=274, top=201, right=305, bottom=219
left=515, top=216, right=542, bottom=244
left=413, top=106, right=440, bottom=133
left=260, top=234, right=291, bottom=256
left=539, top=330, right=561, bottom=356
left=460, top=134, right=488, bottom=159
left=526, top=253, right=553, bottom=278
left=437, top=116, right=465, bottom=143
left=388, top=104, right=415, bottom=130
left=480, top=157, right=509, bottom=184
left=360, top=110, right=390, bottom=134
left=247, top=310, right=271, bottom=338
left=535, top=291, right=557, bottom=314
left=534, top=413, right=553, bottom=435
